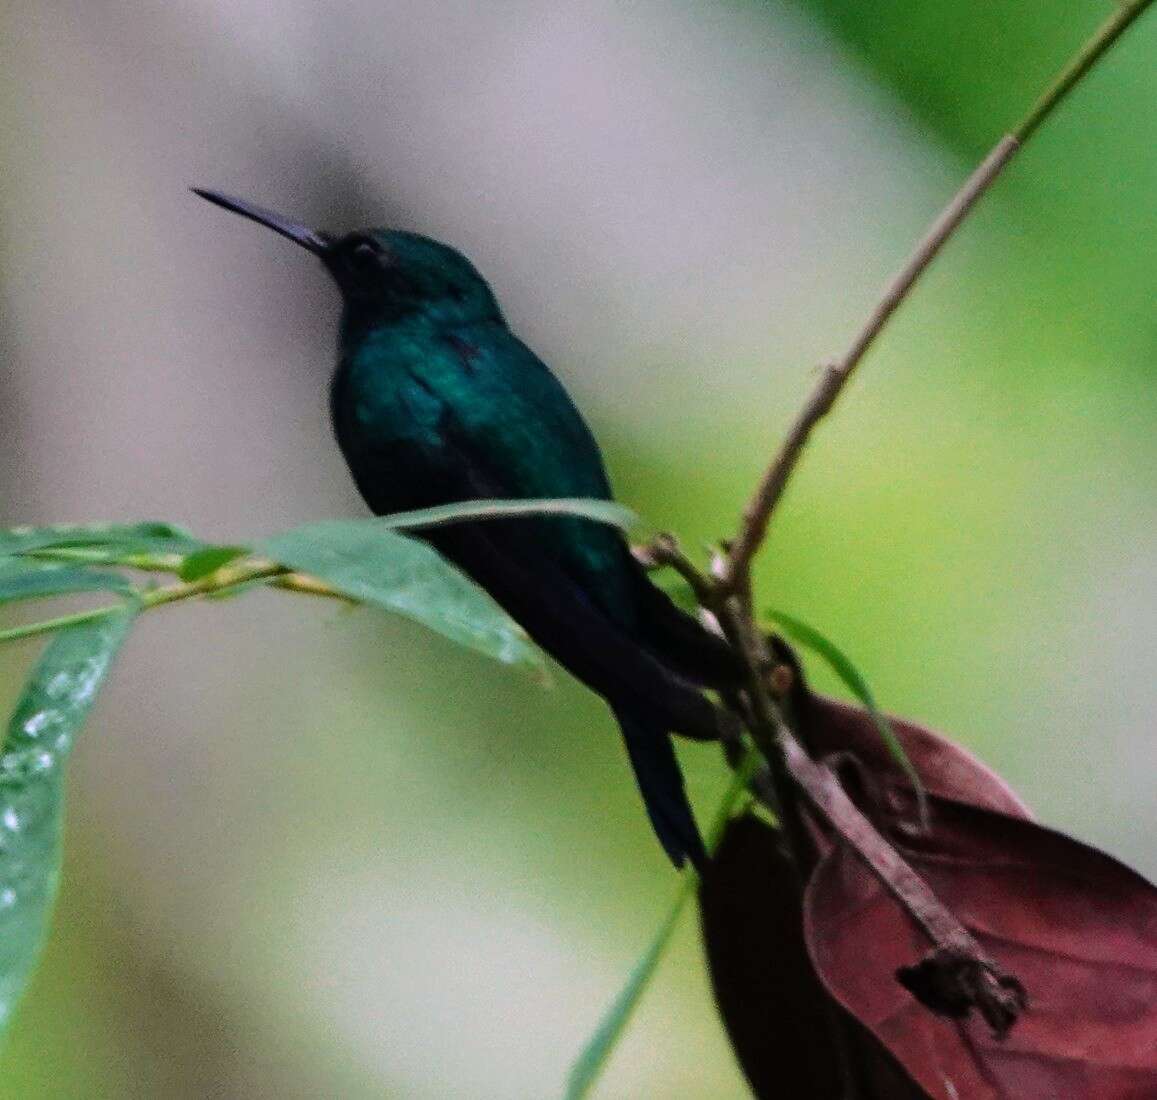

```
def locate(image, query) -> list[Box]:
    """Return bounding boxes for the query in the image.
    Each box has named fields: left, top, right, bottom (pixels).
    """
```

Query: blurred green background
left=0, top=1, right=1153, bottom=1096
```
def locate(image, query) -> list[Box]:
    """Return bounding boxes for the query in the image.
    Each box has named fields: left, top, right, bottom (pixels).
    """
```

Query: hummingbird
left=194, top=189, right=742, bottom=868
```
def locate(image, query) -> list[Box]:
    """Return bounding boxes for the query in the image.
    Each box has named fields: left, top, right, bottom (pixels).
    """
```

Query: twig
left=718, top=583, right=1025, bottom=1034
left=720, top=0, right=1155, bottom=594
left=1013, top=0, right=1155, bottom=144
left=699, top=3, right=1157, bottom=1042
left=779, top=730, right=1026, bottom=1036
left=709, top=604, right=1008, bottom=1027
left=26, top=545, right=344, bottom=600
left=632, top=533, right=717, bottom=609
left=0, top=557, right=348, bottom=644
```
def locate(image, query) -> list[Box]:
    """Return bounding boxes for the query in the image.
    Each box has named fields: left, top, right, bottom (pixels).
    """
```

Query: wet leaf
left=259, top=523, right=542, bottom=667
left=0, top=560, right=133, bottom=604
left=0, top=608, right=137, bottom=1029
left=0, top=521, right=200, bottom=557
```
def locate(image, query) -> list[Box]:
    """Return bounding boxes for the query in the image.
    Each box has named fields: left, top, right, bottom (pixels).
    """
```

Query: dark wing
left=422, top=461, right=725, bottom=741
left=427, top=324, right=634, bottom=619
left=434, top=325, right=742, bottom=687
left=333, top=321, right=731, bottom=864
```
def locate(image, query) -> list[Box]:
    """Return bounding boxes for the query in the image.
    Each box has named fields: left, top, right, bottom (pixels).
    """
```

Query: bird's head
left=193, top=189, right=501, bottom=329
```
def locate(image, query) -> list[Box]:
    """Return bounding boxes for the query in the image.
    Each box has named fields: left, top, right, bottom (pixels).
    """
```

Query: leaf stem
left=0, top=559, right=348, bottom=646
left=137, top=565, right=282, bottom=609
left=0, top=606, right=123, bottom=644
left=26, top=547, right=186, bottom=572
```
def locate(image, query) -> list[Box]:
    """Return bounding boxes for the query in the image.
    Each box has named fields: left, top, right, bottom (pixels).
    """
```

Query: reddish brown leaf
left=802, top=692, right=1030, bottom=818
left=700, top=813, right=930, bottom=1099
left=806, top=791, right=1157, bottom=1100
left=703, top=647, right=1157, bottom=1098
left=794, top=680, right=1157, bottom=1098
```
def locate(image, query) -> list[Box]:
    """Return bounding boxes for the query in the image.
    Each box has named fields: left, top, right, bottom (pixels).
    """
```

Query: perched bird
left=194, top=189, right=741, bottom=868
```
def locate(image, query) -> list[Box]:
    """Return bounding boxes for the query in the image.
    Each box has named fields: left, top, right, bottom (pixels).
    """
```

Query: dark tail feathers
left=613, top=705, right=707, bottom=870
left=626, top=556, right=743, bottom=689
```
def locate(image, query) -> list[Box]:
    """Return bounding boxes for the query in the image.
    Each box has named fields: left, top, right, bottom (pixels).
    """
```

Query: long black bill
left=192, top=188, right=329, bottom=253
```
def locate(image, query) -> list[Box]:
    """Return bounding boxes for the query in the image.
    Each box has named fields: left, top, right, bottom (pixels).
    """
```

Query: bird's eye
left=349, top=239, right=382, bottom=273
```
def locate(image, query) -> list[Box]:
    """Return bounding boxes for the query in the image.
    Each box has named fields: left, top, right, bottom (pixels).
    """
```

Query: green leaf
left=567, top=878, right=692, bottom=1100
left=565, top=749, right=761, bottom=1100
left=254, top=498, right=632, bottom=666
left=0, top=607, right=137, bottom=1029
left=176, top=546, right=249, bottom=582
left=767, top=609, right=928, bottom=827
left=0, top=522, right=200, bottom=557
left=0, top=559, right=133, bottom=604
left=371, top=497, right=636, bottom=533
left=259, top=522, right=542, bottom=667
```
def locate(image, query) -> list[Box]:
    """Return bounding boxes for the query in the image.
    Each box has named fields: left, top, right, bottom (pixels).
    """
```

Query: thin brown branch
left=721, top=136, right=1019, bottom=592
left=1014, top=0, right=1155, bottom=144
left=720, top=0, right=1155, bottom=593
left=719, top=447, right=1028, bottom=1036
left=632, top=533, right=716, bottom=608
left=712, top=598, right=1022, bottom=1032
left=779, top=730, right=1026, bottom=1036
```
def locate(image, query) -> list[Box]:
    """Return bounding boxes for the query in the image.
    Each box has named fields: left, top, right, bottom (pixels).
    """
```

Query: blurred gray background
left=1, top=1, right=1153, bottom=1096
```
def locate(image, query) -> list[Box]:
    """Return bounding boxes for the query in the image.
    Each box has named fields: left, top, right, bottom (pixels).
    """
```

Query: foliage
left=0, top=610, right=137, bottom=1027
left=0, top=500, right=633, bottom=1028
left=0, top=2, right=1153, bottom=1095
left=768, top=609, right=928, bottom=826
left=565, top=749, right=762, bottom=1100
